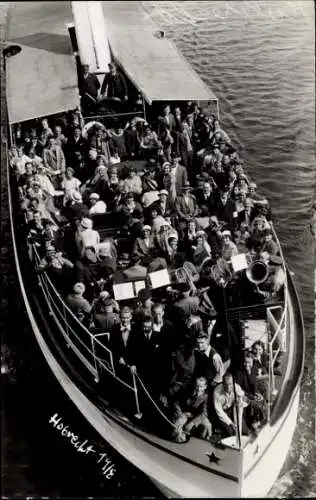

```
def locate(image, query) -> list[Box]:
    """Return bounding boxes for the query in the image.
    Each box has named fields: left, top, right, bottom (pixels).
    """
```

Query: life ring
left=82, top=120, right=106, bottom=140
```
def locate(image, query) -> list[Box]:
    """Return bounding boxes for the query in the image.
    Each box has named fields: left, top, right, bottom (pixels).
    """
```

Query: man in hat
left=66, top=282, right=92, bottom=324
left=174, top=181, right=199, bottom=238
left=170, top=154, right=188, bottom=197
left=100, top=62, right=128, bottom=101
left=151, top=189, right=172, bottom=221
left=88, top=192, right=107, bottom=215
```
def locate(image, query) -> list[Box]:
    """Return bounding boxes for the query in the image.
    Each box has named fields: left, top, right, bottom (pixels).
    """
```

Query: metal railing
left=31, top=244, right=176, bottom=427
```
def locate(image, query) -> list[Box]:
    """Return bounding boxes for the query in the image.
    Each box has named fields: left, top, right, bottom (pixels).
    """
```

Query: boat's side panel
left=241, top=388, right=300, bottom=497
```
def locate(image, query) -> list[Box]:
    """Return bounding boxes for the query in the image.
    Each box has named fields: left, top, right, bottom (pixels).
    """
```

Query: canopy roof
left=6, top=2, right=79, bottom=124
left=102, top=1, right=217, bottom=105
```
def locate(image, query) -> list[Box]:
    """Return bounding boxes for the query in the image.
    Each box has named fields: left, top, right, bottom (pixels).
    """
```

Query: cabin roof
left=102, top=1, right=217, bottom=105
left=6, top=2, right=80, bottom=124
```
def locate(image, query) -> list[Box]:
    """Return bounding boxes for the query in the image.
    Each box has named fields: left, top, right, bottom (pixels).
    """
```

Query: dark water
left=2, top=1, right=315, bottom=498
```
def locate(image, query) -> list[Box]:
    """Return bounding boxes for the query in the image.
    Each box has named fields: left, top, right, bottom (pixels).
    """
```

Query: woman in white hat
left=88, top=192, right=107, bottom=215
left=75, top=217, right=100, bottom=257
left=191, top=230, right=212, bottom=271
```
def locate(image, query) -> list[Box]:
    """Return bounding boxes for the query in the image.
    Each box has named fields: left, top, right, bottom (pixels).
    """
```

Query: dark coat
left=101, top=71, right=128, bottom=99
left=109, top=323, right=137, bottom=369
left=213, top=195, right=237, bottom=232
left=81, top=73, right=100, bottom=99
left=236, top=366, right=259, bottom=397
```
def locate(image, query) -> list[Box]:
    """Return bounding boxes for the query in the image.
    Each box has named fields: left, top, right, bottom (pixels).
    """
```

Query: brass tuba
left=246, top=260, right=269, bottom=285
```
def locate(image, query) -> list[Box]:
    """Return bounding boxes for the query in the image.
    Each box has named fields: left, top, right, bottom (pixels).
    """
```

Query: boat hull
left=8, top=220, right=302, bottom=497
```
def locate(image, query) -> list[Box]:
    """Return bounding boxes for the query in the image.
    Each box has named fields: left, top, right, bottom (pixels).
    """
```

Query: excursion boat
left=4, top=2, right=305, bottom=498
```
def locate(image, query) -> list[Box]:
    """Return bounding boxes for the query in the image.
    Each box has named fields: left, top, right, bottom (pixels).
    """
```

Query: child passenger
left=172, top=376, right=212, bottom=443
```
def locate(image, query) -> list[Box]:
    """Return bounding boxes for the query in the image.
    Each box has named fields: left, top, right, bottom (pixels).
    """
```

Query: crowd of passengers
left=10, top=95, right=285, bottom=444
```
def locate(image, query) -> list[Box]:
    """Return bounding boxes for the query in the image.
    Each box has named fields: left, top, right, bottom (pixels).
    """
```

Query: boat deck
left=6, top=1, right=79, bottom=124
left=101, top=1, right=216, bottom=104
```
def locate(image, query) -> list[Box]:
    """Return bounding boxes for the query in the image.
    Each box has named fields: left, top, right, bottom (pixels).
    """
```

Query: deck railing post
left=132, top=372, right=142, bottom=419
left=91, top=336, right=99, bottom=383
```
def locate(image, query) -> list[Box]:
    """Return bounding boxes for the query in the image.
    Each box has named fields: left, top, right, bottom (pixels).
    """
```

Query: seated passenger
left=124, top=165, right=143, bottom=196
left=251, top=340, right=270, bottom=396
left=18, top=162, right=34, bottom=188
left=132, top=225, right=156, bottom=263
left=36, top=244, right=74, bottom=294
left=213, top=373, right=250, bottom=437
left=66, top=282, right=92, bottom=324
left=123, top=254, right=148, bottom=281
left=234, top=222, right=250, bottom=253
left=139, top=125, right=161, bottom=159
left=237, top=197, right=255, bottom=228
left=221, top=230, right=238, bottom=261
left=236, top=352, right=267, bottom=430
left=195, top=181, right=216, bottom=215
left=93, top=296, right=120, bottom=332
left=88, top=192, right=107, bottom=215
left=141, top=172, right=159, bottom=209
left=36, top=164, right=56, bottom=198
left=64, top=190, right=90, bottom=222
left=149, top=205, right=168, bottom=237
left=261, top=228, right=279, bottom=256
left=191, top=230, right=212, bottom=271
left=172, top=376, right=212, bottom=443
left=153, top=189, right=173, bottom=219
left=61, top=167, right=81, bottom=206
